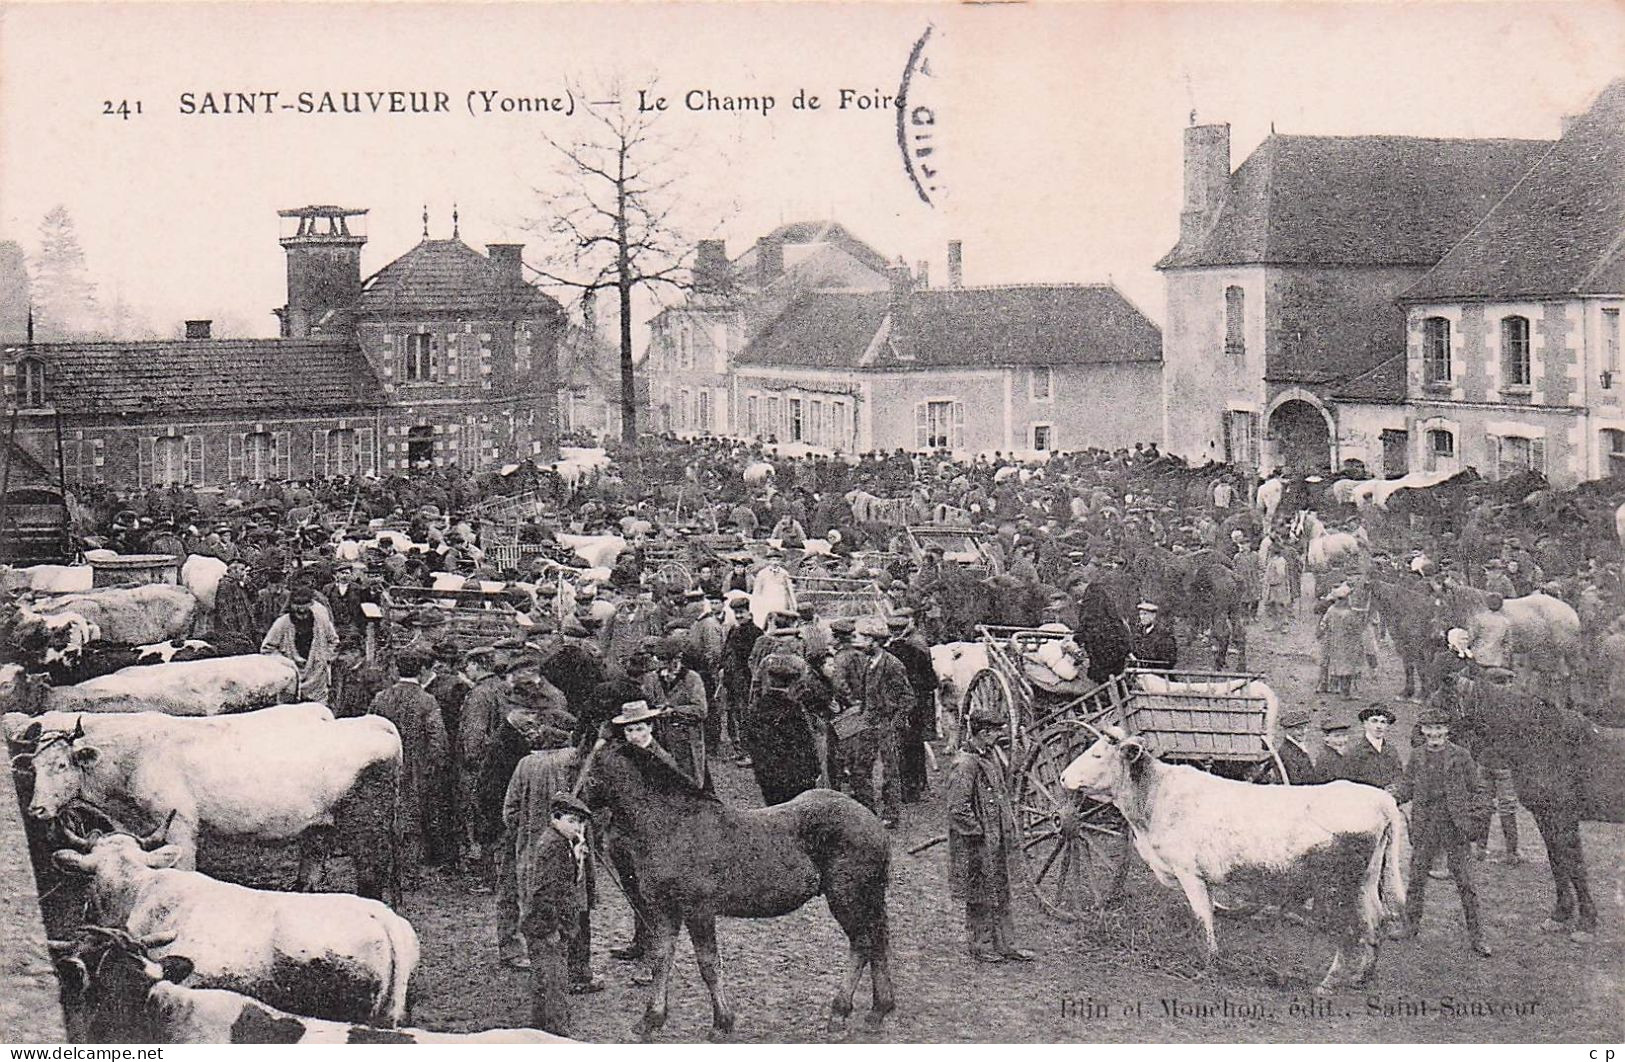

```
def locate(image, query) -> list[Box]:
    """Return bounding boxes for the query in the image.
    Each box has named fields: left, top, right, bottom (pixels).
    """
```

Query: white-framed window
left=1224, top=287, right=1245, bottom=357
left=1030, top=366, right=1053, bottom=401
left=1033, top=423, right=1054, bottom=451
left=1423, top=317, right=1452, bottom=385
left=244, top=431, right=275, bottom=481
left=1603, top=428, right=1625, bottom=478
left=404, top=333, right=432, bottom=382
left=1222, top=410, right=1260, bottom=467
left=1491, top=434, right=1544, bottom=480
left=698, top=390, right=713, bottom=433
left=765, top=395, right=780, bottom=439
left=788, top=397, right=804, bottom=442
left=62, top=436, right=103, bottom=486
left=154, top=436, right=186, bottom=486
left=745, top=393, right=759, bottom=437
left=1603, top=308, right=1620, bottom=387
left=809, top=399, right=823, bottom=445
left=1501, top=315, right=1531, bottom=389
left=916, top=398, right=964, bottom=450
left=17, top=357, right=46, bottom=408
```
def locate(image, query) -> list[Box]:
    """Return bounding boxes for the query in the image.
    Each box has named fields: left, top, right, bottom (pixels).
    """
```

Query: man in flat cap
left=884, top=609, right=937, bottom=804
left=1315, top=718, right=1352, bottom=783
left=947, top=703, right=1035, bottom=964
left=511, top=790, right=600, bottom=1034
left=1131, top=601, right=1178, bottom=671
left=1388, top=706, right=1492, bottom=957
left=1275, top=707, right=1317, bottom=785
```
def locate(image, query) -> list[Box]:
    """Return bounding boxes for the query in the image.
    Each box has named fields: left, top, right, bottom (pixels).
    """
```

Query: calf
left=1061, top=726, right=1409, bottom=995
left=53, top=834, right=419, bottom=1026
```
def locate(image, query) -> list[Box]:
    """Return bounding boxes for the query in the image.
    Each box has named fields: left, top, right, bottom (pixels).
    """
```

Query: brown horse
left=576, top=740, right=894, bottom=1040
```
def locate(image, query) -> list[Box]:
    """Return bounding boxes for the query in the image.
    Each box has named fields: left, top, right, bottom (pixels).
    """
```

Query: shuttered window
left=230, top=431, right=275, bottom=481
left=1489, top=434, right=1544, bottom=480
left=916, top=399, right=963, bottom=450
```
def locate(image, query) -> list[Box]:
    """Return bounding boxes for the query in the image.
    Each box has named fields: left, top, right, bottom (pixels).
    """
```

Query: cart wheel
left=655, top=560, right=693, bottom=592
left=1245, top=750, right=1290, bottom=786
left=959, top=668, right=1014, bottom=749
left=1014, top=724, right=1129, bottom=920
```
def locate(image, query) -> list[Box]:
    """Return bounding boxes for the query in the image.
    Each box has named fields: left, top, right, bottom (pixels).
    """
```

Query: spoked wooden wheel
left=653, top=560, right=693, bottom=593
left=1014, top=723, right=1129, bottom=920
left=958, top=668, right=1014, bottom=751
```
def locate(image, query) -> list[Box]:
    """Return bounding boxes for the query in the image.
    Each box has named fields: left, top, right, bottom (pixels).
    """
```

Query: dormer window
left=18, top=357, right=46, bottom=408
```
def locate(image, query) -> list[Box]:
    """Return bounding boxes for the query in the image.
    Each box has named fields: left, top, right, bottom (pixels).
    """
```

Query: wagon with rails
left=900, top=525, right=1004, bottom=577
left=792, top=574, right=892, bottom=622
left=956, top=623, right=1285, bottom=919
left=366, top=583, right=534, bottom=664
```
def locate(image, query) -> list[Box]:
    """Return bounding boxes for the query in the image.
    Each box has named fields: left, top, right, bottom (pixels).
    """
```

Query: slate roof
left=1158, top=135, right=1553, bottom=270
left=737, top=284, right=1162, bottom=370
left=1329, top=353, right=1407, bottom=403
left=4, top=338, right=383, bottom=416
left=357, top=239, right=561, bottom=316
left=1405, top=80, right=1625, bottom=301
left=732, top=221, right=893, bottom=280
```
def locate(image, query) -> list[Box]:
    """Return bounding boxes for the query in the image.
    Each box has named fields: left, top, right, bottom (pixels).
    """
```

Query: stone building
left=1399, top=79, right=1625, bottom=487
left=0, top=205, right=564, bottom=489
left=1157, top=122, right=1551, bottom=474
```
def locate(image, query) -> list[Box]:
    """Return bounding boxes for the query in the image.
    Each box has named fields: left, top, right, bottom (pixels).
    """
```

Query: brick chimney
left=887, top=258, right=914, bottom=311
left=1180, top=123, right=1231, bottom=245
left=754, top=236, right=783, bottom=289
left=915, top=260, right=930, bottom=289
left=486, top=244, right=524, bottom=285
left=693, top=239, right=730, bottom=293
left=184, top=320, right=211, bottom=339
left=947, top=240, right=963, bottom=288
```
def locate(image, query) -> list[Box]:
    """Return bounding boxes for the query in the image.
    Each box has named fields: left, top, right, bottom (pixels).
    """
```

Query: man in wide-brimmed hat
left=1388, top=705, right=1492, bottom=957
left=640, top=636, right=709, bottom=788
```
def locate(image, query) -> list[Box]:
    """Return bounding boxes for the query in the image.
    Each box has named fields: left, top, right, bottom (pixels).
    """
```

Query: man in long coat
left=641, top=637, right=709, bottom=788
left=211, top=557, right=260, bottom=654
left=847, top=624, right=912, bottom=826
left=946, top=704, right=1035, bottom=963
left=260, top=587, right=340, bottom=702
left=884, top=610, right=937, bottom=804
left=368, top=648, right=450, bottom=881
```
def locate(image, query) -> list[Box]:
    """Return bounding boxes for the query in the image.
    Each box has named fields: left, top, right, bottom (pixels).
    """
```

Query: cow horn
left=56, top=817, right=95, bottom=853
left=10, top=751, right=35, bottom=770
left=137, top=931, right=177, bottom=950
left=139, top=810, right=177, bottom=851
left=70, top=716, right=85, bottom=743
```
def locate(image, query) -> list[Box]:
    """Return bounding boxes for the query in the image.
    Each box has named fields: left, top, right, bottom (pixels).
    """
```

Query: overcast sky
left=2, top=1, right=1621, bottom=340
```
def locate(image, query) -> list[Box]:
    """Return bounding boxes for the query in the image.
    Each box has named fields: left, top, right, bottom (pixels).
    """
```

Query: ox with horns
left=51, top=828, right=420, bottom=1027
left=1060, top=724, right=1409, bottom=995
left=7, top=705, right=402, bottom=902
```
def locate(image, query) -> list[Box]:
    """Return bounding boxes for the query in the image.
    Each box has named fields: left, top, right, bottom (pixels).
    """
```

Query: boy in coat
left=515, top=791, right=596, bottom=1035
left=1389, top=706, right=1492, bottom=957
left=946, top=704, right=1035, bottom=963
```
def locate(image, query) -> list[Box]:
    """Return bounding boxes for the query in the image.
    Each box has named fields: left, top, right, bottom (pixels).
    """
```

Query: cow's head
left=1060, top=725, right=1151, bottom=797
left=17, top=718, right=102, bottom=820
left=53, top=823, right=183, bottom=880
left=53, top=925, right=192, bottom=1044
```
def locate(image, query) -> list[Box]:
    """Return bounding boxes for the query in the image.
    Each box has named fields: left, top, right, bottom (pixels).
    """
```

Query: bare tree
left=530, top=81, right=694, bottom=444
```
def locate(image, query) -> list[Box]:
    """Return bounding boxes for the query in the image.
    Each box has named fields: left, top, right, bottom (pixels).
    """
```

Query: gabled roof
left=1158, top=135, right=1552, bottom=270
left=1405, top=79, right=1625, bottom=301
left=4, top=339, right=383, bottom=416
left=731, top=221, right=893, bottom=280
left=357, top=239, right=561, bottom=316
left=737, top=284, right=1162, bottom=370
left=1330, top=353, right=1407, bottom=403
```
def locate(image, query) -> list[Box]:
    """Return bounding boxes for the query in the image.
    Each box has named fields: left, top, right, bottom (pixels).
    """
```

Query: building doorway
left=406, top=425, right=435, bottom=468
left=1268, top=400, right=1331, bottom=473
left=1381, top=429, right=1410, bottom=479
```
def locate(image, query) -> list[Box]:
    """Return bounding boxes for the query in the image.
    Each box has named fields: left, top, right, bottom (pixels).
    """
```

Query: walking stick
left=908, top=834, right=948, bottom=855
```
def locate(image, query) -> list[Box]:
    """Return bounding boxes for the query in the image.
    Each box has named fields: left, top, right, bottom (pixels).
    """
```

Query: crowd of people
left=37, top=432, right=1625, bottom=1034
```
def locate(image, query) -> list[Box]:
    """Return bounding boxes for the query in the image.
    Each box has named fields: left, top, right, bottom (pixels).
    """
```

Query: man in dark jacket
left=1389, top=706, right=1492, bottom=956
left=848, top=623, right=912, bottom=827
left=719, top=598, right=761, bottom=760
left=367, top=649, right=450, bottom=882
left=513, top=790, right=595, bottom=1033
left=1275, top=708, right=1317, bottom=785
left=211, top=558, right=260, bottom=654
left=946, top=703, right=1035, bottom=963
left=1341, top=705, right=1404, bottom=789
left=1070, top=573, right=1131, bottom=684
left=1130, top=601, right=1178, bottom=670
left=884, top=610, right=937, bottom=803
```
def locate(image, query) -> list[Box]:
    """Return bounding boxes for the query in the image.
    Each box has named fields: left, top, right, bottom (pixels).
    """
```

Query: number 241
left=103, top=100, right=142, bottom=119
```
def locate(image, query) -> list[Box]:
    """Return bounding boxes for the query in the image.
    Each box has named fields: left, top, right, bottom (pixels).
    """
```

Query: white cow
left=30, top=585, right=197, bottom=645
left=10, top=705, right=401, bottom=898
left=180, top=555, right=227, bottom=612
left=1061, top=727, right=1409, bottom=995
left=555, top=532, right=628, bottom=569
left=3, top=654, right=298, bottom=716
left=53, top=835, right=418, bottom=1027
left=1, top=563, right=94, bottom=594
left=1256, top=477, right=1285, bottom=520
left=743, top=461, right=776, bottom=486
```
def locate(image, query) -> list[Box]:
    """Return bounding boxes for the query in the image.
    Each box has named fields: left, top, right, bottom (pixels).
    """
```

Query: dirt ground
left=51, top=597, right=1625, bottom=1044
